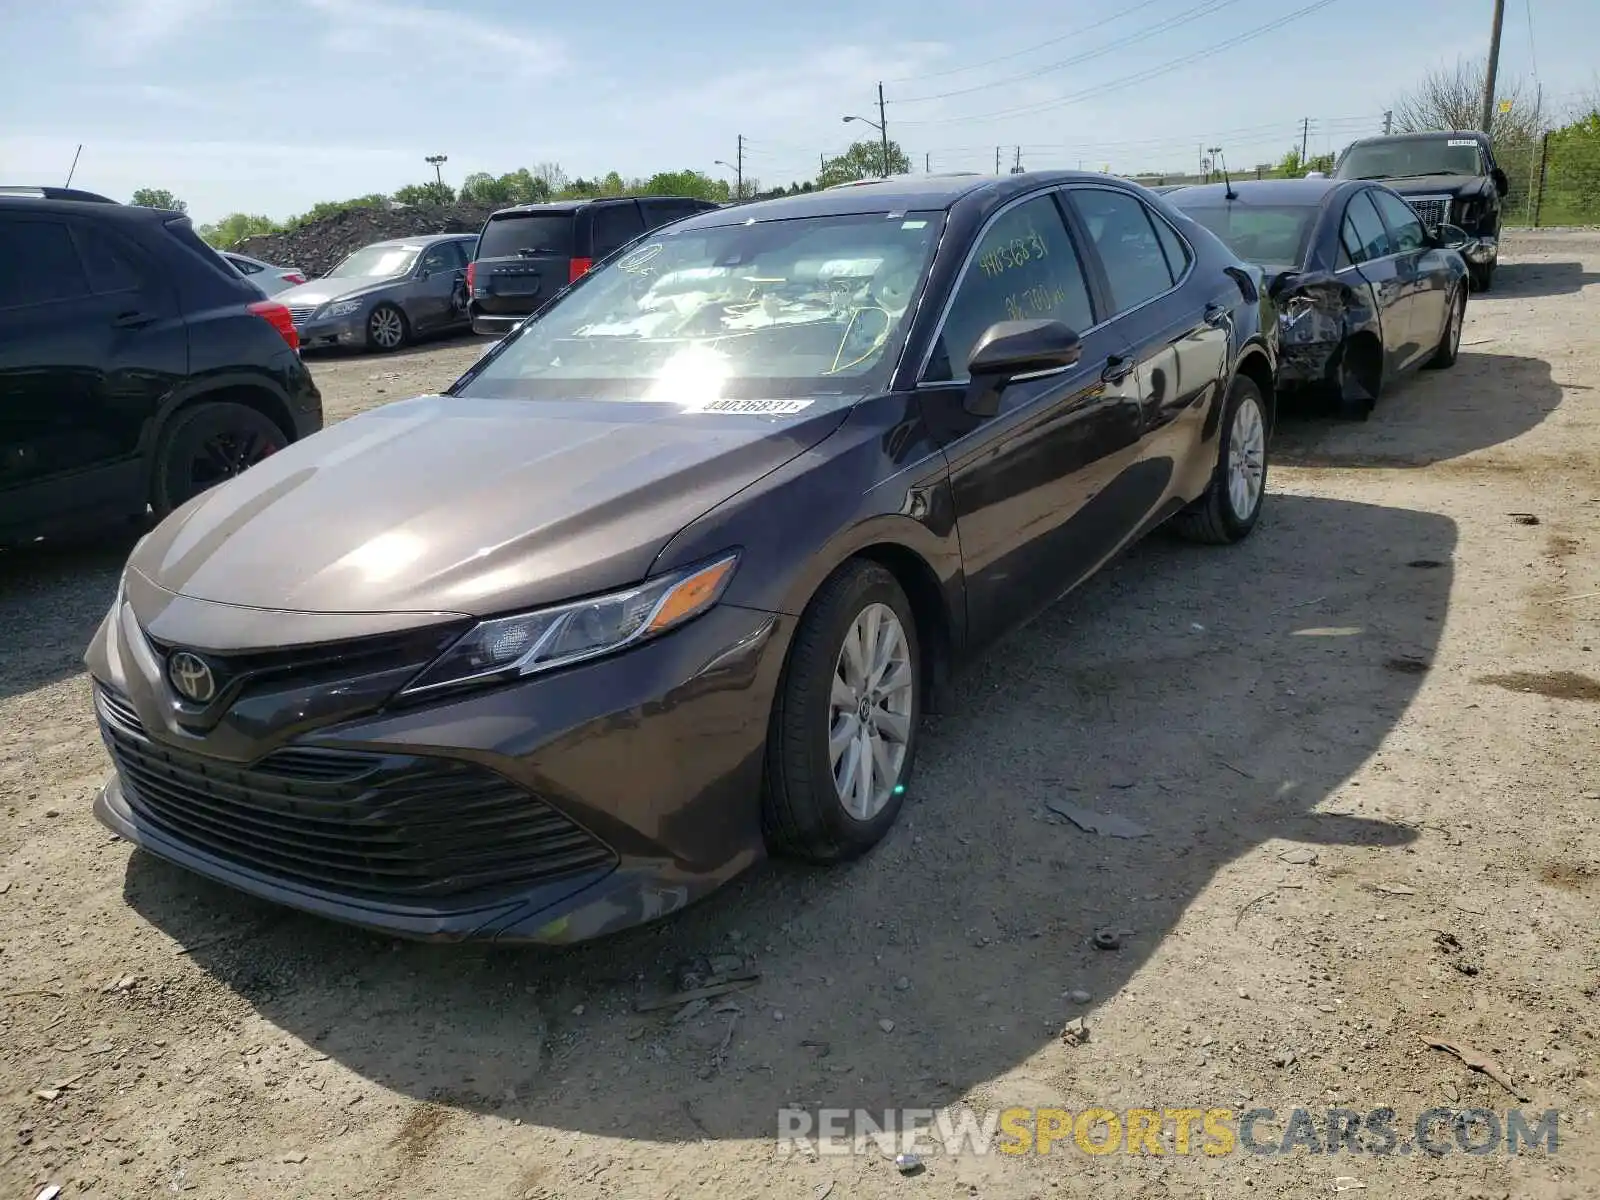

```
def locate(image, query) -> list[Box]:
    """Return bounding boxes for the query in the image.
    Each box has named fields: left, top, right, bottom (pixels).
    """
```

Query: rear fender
left=1277, top=273, right=1379, bottom=387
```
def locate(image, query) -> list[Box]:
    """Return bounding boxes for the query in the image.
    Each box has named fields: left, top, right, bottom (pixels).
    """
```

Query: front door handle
left=1102, top=354, right=1135, bottom=385
left=112, top=310, right=156, bottom=329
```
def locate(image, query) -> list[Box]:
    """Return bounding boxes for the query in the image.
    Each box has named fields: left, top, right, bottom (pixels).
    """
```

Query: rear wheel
left=152, top=401, right=286, bottom=517
left=1170, top=374, right=1268, bottom=545
left=763, top=561, right=921, bottom=863
left=366, top=303, right=409, bottom=352
left=1425, top=286, right=1466, bottom=369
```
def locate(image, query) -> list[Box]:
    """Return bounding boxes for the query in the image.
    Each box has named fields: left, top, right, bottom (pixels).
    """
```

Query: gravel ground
left=2, top=231, right=1597, bottom=1200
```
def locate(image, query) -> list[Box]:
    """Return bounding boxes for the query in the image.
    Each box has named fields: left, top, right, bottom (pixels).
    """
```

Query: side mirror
left=1491, top=168, right=1509, bottom=197
left=1434, top=223, right=1470, bottom=251
left=963, top=319, right=1082, bottom=417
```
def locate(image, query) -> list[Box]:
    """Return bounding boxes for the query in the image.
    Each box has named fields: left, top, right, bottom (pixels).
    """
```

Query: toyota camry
left=86, top=172, right=1278, bottom=944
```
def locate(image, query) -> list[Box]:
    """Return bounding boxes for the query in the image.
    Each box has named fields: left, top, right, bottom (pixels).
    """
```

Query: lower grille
left=96, top=686, right=615, bottom=904
left=1405, top=195, right=1451, bottom=228
left=286, top=305, right=318, bottom=325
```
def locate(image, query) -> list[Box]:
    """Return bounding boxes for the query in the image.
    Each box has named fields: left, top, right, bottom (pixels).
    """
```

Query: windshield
left=1335, top=139, right=1483, bottom=180
left=454, top=211, right=945, bottom=404
left=478, top=213, right=574, bottom=259
left=1176, top=204, right=1317, bottom=267
left=327, top=245, right=419, bottom=278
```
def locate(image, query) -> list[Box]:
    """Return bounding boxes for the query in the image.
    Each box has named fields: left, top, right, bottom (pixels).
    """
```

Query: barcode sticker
left=1447, top=139, right=1477, bottom=147
left=696, top=398, right=814, bottom=415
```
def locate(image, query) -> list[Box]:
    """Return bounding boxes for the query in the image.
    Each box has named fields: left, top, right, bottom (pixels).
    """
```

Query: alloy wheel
left=1450, top=290, right=1464, bottom=357
left=1226, top=393, right=1267, bottom=522
left=186, top=428, right=280, bottom=493
left=828, top=602, right=914, bottom=820
left=369, top=307, right=405, bottom=350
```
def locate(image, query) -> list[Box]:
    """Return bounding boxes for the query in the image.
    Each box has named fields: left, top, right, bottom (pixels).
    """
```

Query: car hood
left=126, top=393, right=850, bottom=617
left=274, top=276, right=403, bottom=307
left=1377, top=175, right=1487, bottom=196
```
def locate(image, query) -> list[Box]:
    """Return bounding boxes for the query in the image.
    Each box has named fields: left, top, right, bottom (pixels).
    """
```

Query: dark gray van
left=466, top=196, right=719, bottom=336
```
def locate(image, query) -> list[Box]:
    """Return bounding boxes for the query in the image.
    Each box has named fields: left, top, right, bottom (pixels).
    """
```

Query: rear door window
left=0, top=218, right=91, bottom=307
left=72, top=224, right=146, bottom=294
left=476, top=213, right=574, bottom=260
left=1341, top=191, right=1392, bottom=263
left=1067, top=187, right=1177, bottom=314
left=591, top=202, right=647, bottom=257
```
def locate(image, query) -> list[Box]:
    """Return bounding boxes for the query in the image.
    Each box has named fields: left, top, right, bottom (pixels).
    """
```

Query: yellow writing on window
left=1004, top=284, right=1069, bottom=321
left=978, top=228, right=1050, bottom=278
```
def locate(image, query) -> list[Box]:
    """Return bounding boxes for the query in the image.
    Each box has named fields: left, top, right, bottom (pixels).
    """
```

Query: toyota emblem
left=167, top=651, right=216, bottom=704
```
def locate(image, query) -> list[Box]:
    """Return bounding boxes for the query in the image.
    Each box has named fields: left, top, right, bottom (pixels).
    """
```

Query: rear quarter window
left=476, top=214, right=574, bottom=259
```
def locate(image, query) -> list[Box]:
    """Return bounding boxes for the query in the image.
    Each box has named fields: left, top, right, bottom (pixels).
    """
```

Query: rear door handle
left=1204, top=302, right=1230, bottom=326
left=1102, top=354, right=1135, bottom=385
left=112, top=310, right=156, bottom=329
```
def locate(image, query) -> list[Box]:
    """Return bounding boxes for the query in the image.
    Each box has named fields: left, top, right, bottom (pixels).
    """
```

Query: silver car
left=221, top=251, right=306, bottom=296
left=275, top=233, right=477, bottom=352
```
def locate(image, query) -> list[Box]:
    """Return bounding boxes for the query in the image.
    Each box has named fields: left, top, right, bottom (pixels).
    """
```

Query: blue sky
left=1, top=0, right=1594, bottom=224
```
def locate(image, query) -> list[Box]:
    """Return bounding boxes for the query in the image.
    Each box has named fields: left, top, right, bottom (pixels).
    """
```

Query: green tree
left=392, top=181, right=456, bottom=206
left=459, top=172, right=513, bottom=205
left=639, top=169, right=726, bottom=201
left=130, top=187, right=186, bottom=212
left=1275, top=146, right=1306, bottom=178
left=197, top=213, right=280, bottom=249
left=818, top=139, right=911, bottom=188
left=1541, top=110, right=1600, bottom=225
left=500, top=167, right=549, bottom=203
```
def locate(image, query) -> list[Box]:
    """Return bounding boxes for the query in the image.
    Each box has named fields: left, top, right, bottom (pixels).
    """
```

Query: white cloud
left=77, top=0, right=227, bottom=67
left=298, top=0, right=564, bottom=77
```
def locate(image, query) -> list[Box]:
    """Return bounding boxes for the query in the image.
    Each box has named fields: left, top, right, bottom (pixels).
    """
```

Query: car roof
left=1348, top=130, right=1487, bottom=145
left=486, top=196, right=715, bottom=218
left=0, top=188, right=178, bottom=222
left=367, top=233, right=476, bottom=249
left=1165, top=177, right=1353, bottom=206
left=673, top=171, right=1127, bottom=229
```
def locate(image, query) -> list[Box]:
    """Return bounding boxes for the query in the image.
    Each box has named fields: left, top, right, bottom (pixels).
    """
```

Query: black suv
left=466, top=195, right=720, bottom=336
left=0, top=187, right=322, bottom=545
left=1332, top=131, right=1509, bottom=291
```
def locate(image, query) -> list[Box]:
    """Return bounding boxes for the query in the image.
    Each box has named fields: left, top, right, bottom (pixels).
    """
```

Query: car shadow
left=1272, top=351, right=1562, bottom=468
left=124, top=490, right=1452, bottom=1141
left=1490, top=259, right=1600, bottom=298
left=0, top=526, right=139, bottom=701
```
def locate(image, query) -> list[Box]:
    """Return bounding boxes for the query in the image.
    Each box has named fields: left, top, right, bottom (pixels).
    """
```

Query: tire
left=1170, top=373, right=1268, bottom=545
left=763, top=561, right=921, bottom=863
left=1469, top=261, right=1493, bottom=293
left=1425, top=286, right=1466, bottom=370
left=365, top=303, right=410, bottom=352
left=151, top=401, right=287, bottom=518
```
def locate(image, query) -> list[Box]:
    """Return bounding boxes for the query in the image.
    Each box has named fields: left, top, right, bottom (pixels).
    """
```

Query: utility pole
left=925, top=152, right=930, bottom=173
left=1481, top=0, right=1507, bottom=135
left=1013, top=146, right=1022, bottom=173
left=1299, top=118, right=1310, bottom=165
left=996, top=147, right=1003, bottom=173
left=425, top=154, right=448, bottom=188
left=1198, top=145, right=1205, bottom=181
left=1383, top=109, right=1393, bottom=135
left=736, top=134, right=744, bottom=200
left=877, top=82, right=890, bottom=177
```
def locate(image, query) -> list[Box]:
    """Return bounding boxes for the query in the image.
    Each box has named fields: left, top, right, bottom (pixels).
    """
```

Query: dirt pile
left=234, top=202, right=498, bottom=278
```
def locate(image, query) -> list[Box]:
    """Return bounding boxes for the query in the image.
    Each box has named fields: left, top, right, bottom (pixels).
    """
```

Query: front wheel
left=366, top=303, right=410, bottom=352
left=763, top=561, right=921, bottom=863
left=1170, top=374, right=1268, bottom=545
left=1425, top=286, right=1465, bottom=370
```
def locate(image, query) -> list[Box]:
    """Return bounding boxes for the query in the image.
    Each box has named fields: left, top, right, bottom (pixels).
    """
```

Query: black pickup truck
left=1332, top=130, right=1509, bottom=291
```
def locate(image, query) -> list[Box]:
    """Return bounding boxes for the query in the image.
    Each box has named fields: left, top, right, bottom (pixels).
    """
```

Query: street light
left=843, top=113, right=890, bottom=178
left=714, top=159, right=741, bottom=200
left=424, top=154, right=448, bottom=188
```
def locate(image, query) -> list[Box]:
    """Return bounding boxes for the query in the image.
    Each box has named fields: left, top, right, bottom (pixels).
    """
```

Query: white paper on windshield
left=695, top=398, right=814, bottom=415
left=1447, top=139, right=1477, bottom=147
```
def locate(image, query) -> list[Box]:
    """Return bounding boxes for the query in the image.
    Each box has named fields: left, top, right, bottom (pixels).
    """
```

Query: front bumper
left=293, top=313, right=365, bottom=350
left=1461, top=234, right=1497, bottom=266
left=89, top=601, right=790, bottom=944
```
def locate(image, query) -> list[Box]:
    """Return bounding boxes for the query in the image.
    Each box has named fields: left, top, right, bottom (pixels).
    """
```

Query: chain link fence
left=1510, top=122, right=1600, bottom=227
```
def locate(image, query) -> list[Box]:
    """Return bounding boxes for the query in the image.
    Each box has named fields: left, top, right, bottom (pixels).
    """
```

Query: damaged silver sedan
left=1168, top=178, right=1468, bottom=420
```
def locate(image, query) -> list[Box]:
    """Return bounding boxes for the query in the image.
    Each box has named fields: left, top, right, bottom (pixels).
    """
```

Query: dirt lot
left=3, top=231, right=1598, bottom=1200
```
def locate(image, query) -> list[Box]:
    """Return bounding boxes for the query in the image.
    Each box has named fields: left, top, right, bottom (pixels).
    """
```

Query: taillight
left=283, top=272, right=306, bottom=286
left=569, top=257, right=594, bottom=284
left=248, top=299, right=299, bottom=351
left=466, top=261, right=477, bottom=292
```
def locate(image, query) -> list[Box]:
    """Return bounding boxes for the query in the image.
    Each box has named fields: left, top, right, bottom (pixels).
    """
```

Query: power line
left=894, top=0, right=1247, bottom=104
left=882, top=0, right=1169, bottom=83
left=894, top=0, right=1344, bottom=126
left=1523, top=0, right=1539, bottom=80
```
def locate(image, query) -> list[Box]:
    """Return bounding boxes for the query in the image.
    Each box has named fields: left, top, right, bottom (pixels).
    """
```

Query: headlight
left=400, top=552, right=739, bottom=696
left=322, top=299, right=363, bottom=318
